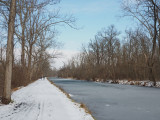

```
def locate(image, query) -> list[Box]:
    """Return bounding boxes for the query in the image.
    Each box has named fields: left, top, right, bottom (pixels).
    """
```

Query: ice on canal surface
left=49, top=77, right=160, bottom=120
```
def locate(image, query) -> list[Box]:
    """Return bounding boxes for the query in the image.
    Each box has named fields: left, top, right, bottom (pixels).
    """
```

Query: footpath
left=0, top=78, right=94, bottom=120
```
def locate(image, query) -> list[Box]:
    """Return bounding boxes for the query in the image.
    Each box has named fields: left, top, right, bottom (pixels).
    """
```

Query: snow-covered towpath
left=0, top=78, right=94, bottom=120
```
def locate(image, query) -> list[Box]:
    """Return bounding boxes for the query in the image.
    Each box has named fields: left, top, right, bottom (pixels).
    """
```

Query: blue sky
left=52, top=0, right=137, bottom=68
left=55, top=0, right=136, bottom=51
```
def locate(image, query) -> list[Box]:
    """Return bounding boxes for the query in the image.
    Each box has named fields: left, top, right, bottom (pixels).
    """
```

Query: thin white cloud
left=14, top=47, right=80, bottom=69
left=51, top=49, right=80, bottom=69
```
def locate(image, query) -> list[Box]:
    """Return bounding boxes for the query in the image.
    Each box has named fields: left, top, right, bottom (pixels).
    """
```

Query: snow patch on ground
left=102, top=79, right=160, bottom=87
left=69, top=94, right=74, bottom=97
left=0, top=78, right=94, bottom=120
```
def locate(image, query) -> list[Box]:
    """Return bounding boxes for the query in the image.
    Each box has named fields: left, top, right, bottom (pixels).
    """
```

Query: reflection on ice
left=105, top=104, right=111, bottom=107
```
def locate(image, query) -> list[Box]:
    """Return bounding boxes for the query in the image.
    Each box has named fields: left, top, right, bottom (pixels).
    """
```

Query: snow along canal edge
left=0, top=78, right=94, bottom=120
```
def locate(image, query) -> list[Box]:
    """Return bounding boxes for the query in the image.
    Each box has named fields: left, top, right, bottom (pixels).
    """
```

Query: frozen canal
left=49, top=78, right=160, bottom=120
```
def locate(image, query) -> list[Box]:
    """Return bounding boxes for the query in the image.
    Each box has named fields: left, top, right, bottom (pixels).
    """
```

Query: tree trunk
left=148, top=60, right=156, bottom=86
left=158, top=28, right=160, bottom=57
left=26, top=45, right=33, bottom=84
left=148, top=2, right=157, bottom=86
left=21, top=28, right=25, bottom=67
left=2, top=0, right=16, bottom=104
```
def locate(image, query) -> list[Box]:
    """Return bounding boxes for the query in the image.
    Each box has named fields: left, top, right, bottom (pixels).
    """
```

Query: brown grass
left=11, top=79, right=37, bottom=92
left=12, top=87, right=20, bottom=92
left=80, top=103, right=92, bottom=114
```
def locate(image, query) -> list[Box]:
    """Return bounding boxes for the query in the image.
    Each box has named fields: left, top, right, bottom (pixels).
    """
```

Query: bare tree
left=122, top=0, right=160, bottom=85
left=58, top=25, right=160, bottom=84
left=2, top=0, right=16, bottom=104
left=0, top=0, right=76, bottom=95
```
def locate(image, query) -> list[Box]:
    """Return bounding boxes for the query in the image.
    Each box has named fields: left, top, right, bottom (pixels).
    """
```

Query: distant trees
left=58, top=25, right=160, bottom=83
left=58, top=25, right=121, bottom=81
left=58, top=0, right=160, bottom=85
